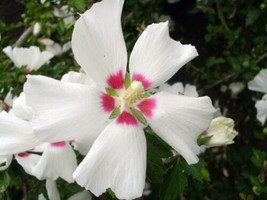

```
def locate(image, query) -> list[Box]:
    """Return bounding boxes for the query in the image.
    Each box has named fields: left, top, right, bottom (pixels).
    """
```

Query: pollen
left=122, top=81, right=144, bottom=106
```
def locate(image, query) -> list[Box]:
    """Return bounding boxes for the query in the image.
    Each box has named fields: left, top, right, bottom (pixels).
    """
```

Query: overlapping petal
left=24, top=75, right=110, bottom=143
left=32, top=142, right=77, bottom=182
left=129, top=22, right=198, bottom=89
left=15, top=153, right=41, bottom=176
left=0, top=111, right=40, bottom=155
left=73, top=121, right=146, bottom=199
left=145, top=92, right=215, bottom=164
left=72, top=0, right=127, bottom=89
left=255, top=94, right=267, bottom=125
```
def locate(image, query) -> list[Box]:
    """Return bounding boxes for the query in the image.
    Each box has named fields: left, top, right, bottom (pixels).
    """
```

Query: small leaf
left=0, top=171, right=10, bottom=193
left=57, top=19, right=65, bottom=35
left=109, top=107, right=120, bottom=119
left=245, top=8, right=260, bottom=27
left=130, top=108, right=147, bottom=125
left=105, top=88, right=119, bottom=97
left=160, top=159, right=188, bottom=200
left=124, top=72, right=131, bottom=89
left=197, top=135, right=213, bottom=146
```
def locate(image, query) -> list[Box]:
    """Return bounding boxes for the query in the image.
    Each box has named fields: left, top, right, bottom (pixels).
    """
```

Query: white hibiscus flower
left=248, top=68, right=267, bottom=125
left=3, top=46, right=54, bottom=72
left=24, top=0, right=215, bottom=199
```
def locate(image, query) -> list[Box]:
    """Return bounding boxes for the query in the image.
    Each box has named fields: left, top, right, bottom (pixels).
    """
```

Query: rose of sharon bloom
left=203, top=117, right=238, bottom=147
left=45, top=41, right=71, bottom=56
left=3, top=46, right=54, bottom=72
left=24, top=0, right=215, bottom=199
left=248, top=69, right=267, bottom=125
left=0, top=93, right=77, bottom=182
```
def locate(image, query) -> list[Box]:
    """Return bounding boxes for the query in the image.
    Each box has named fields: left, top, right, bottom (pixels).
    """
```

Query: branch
left=12, top=26, right=33, bottom=48
left=215, top=0, right=231, bottom=32
left=256, top=52, right=267, bottom=64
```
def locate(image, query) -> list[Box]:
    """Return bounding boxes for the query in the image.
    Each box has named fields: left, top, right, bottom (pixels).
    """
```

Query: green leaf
left=109, top=107, right=121, bottom=119
left=57, top=19, right=65, bottom=35
left=142, top=92, right=151, bottom=99
left=245, top=8, right=260, bottom=27
left=146, top=130, right=172, bottom=183
left=130, top=108, right=147, bottom=125
left=124, top=72, right=131, bottom=89
left=206, top=57, right=225, bottom=68
left=160, top=159, right=188, bottom=200
left=197, top=135, right=213, bottom=146
left=105, top=88, right=119, bottom=97
left=181, top=158, right=205, bottom=182
left=0, top=171, right=10, bottom=193
left=69, top=0, right=86, bottom=11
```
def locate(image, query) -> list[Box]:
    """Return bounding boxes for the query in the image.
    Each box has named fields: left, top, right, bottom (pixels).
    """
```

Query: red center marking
left=116, top=111, right=138, bottom=126
left=4, top=102, right=10, bottom=113
left=132, top=73, right=152, bottom=90
left=18, top=152, right=31, bottom=157
left=107, top=70, right=124, bottom=90
left=50, top=141, right=66, bottom=147
left=137, top=98, right=157, bottom=118
left=100, top=93, right=115, bottom=113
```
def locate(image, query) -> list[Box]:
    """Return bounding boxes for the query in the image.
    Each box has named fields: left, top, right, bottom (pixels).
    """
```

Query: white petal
left=68, top=190, right=92, bottom=200
left=61, top=71, right=96, bottom=87
left=72, top=0, right=127, bottom=88
left=46, top=43, right=62, bottom=55
left=32, top=142, right=77, bottom=182
left=73, top=121, right=146, bottom=199
left=46, top=179, right=60, bottom=200
left=255, top=94, right=267, bottom=125
left=38, top=194, right=47, bottom=200
left=0, top=111, right=40, bottom=155
left=12, top=92, right=33, bottom=121
left=24, top=75, right=110, bottom=143
left=146, top=92, right=215, bottom=164
left=184, top=84, right=198, bottom=97
left=248, top=69, right=267, bottom=93
left=15, top=153, right=41, bottom=176
left=0, top=154, right=12, bottom=171
left=62, top=42, right=71, bottom=53
left=4, top=89, right=16, bottom=107
left=158, top=82, right=184, bottom=94
left=34, top=50, right=54, bottom=70
left=129, top=22, right=198, bottom=89
left=71, top=138, right=92, bottom=156
left=3, top=46, right=20, bottom=67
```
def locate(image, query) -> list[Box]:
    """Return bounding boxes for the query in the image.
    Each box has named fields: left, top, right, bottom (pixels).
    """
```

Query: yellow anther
left=122, top=81, right=144, bottom=106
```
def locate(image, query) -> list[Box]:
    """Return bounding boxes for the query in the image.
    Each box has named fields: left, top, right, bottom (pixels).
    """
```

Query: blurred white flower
left=53, top=5, right=75, bottom=26
left=203, top=117, right=238, bottom=147
left=46, top=41, right=71, bottom=56
left=248, top=69, right=267, bottom=125
left=33, top=22, right=41, bottom=36
left=153, top=13, right=175, bottom=29
left=3, top=46, right=54, bottom=72
left=229, top=82, right=245, bottom=98
left=39, top=38, right=55, bottom=46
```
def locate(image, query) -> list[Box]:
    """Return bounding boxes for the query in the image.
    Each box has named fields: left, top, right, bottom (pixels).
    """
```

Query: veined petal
left=34, top=50, right=54, bottom=70
left=72, top=137, right=92, bottom=155
left=46, top=179, right=60, bottom=200
left=129, top=22, right=198, bottom=89
left=73, top=121, right=146, bottom=199
left=68, top=190, right=92, bottom=200
left=255, top=94, right=267, bottom=125
left=15, top=153, right=41, bottom=176
left=248, top=69, right=267, bottom=93
left=61, top=71, right=96, bottom=88
left=72, top=0, right=127, bottom=89
left=12, top=92, right=33, bottom=121
left=158, top=82, right=184, bottom=94
left=32, top=142, right=77, bottom=182
left=0, top=111, right=40, bottom=155
left=13, top=46, right=40, bottom=70
left=3, top=46, right=20, bottom=68
left=184, top=84, right=198, bottom=97
left=24, top=75, right=110, bottom=143
left=146, top=92, right=215, bottom=164
left=0, top=154, right=12, bottom=171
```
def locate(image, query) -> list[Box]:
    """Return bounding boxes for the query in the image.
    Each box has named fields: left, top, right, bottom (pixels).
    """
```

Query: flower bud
left=204, top=117, right=238, bottom=147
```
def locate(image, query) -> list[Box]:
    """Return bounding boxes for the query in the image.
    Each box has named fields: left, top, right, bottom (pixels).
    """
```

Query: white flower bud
left=33, top=22, right=41, bottom=36
left=204, top=117, right=238, bottom=147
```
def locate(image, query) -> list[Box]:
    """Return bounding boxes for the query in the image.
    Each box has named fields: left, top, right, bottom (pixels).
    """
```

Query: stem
left=256, top=52, right=267, bottom=64
left=12, top=26, right=33, bottom=48
left=215, top=0, right=231, bottom=32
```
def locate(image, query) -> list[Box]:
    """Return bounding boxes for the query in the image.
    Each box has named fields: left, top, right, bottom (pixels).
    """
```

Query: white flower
left=33, top=22, right=42, bottom=36
left=24, top=0, right=215, bottom=199
left=203, top=117, right=238, bottom=147
left=0, top=93, right=77, bottom=182
left=248, top=69, right=267, bottom=125
left=53, top=5, right=75, bottom=26
left=45, top=41, right=71, bottom=56
left=229, top=82, right=245, bottom=98
left=39, top=38, right=55, bottom=46
left=0, top=154, right=12, bottom=171
left=153, top=13, right=175, bottom=29
left=3, top=46, right=54, bottom=72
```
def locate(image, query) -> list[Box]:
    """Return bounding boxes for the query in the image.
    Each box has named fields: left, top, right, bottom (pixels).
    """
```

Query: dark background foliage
left=0, top=0, right=266, bottom=199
